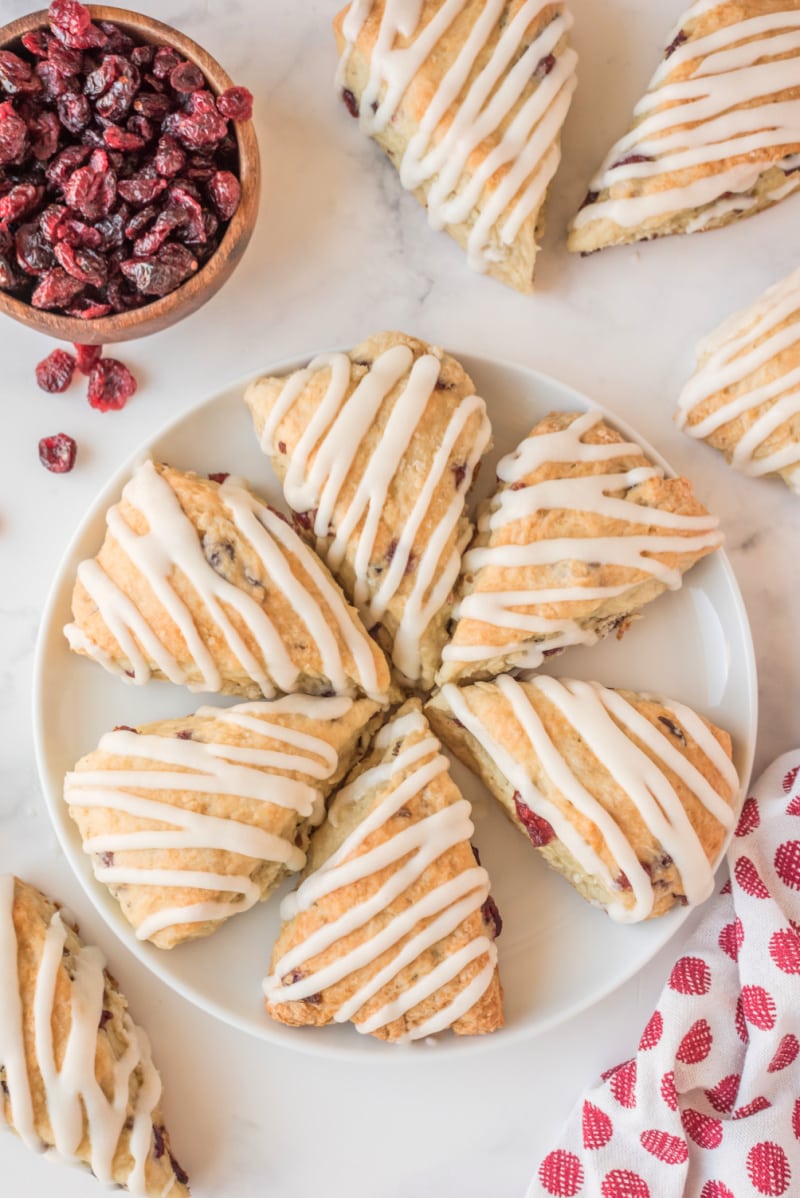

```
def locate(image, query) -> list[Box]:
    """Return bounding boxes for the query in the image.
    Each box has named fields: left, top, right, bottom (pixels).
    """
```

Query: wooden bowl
left=0, top=6, right=260, bottom=344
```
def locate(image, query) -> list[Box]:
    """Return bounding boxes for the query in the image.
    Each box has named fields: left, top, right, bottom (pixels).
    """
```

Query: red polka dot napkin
left=531, top=751, right=800, bottom=1198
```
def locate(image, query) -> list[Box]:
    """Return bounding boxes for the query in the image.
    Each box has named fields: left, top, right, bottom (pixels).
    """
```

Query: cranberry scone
left=677, top=265, right=800, bottom=493
left=436, top=410, right=722, bottom=685
left=263, top=700, right=504, bottom=1042
left=64, top=695, right=384, bottom=949
left=0, top=876, right=189, bottom=1196
left=568, top=0, right=800, bottom=254
left=427, top=677, right=739, bottom=922
left=333, top=1, right=578, bottom=291
left=244, top=332, right=492, bottom=691
left=64, top=461, right=391, bottom=703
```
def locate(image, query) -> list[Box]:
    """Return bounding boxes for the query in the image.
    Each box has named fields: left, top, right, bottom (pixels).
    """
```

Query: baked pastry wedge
left=263, top=700, right=503, bottom=1042
left=244, top=332, right=492, bottom=691
left=64, top=460, right=391, bottom=703
left=677, top=264, right=800, bottom=493
left=64, top=695, right=384, bottom=949
left=0, top=875, right=189, bottom=1196
left=436, top=409, right=723, bottom=685
left=568, top=0, right=800, bottom=254
left=333, top=1, right=578, bottom=291
left=427, top=677, right=739, bottom=922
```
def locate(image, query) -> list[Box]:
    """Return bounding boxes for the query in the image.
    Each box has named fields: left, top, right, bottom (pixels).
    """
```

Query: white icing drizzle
left=63, top=460, right=386, bottom=702
left=337, top=0, right=578, bottom=271
left=440, top=676, right=736, bottom=922
left=259, top=344, right=491, bottom=683
left=677, top=265, right=800, bottom=489
left=263, top=709, right=497, bottom=1041
left=442, top=409, right=722, bottom=671
left=63, top=696, right=354, bottom=942
left=0, top=877, right=172, bottom=1194
left=572, top=5, right=800, bottom=233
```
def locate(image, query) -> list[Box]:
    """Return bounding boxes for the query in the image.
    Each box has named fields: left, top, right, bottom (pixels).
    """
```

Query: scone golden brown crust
left=0, top=876, right=189, bottom=1196
left=677, top=264, right=800, bottom=494
left=568, top=0, right=800, bottom=254
left=244, top=332, right=492, bottom=692
left=427, top=676, right=739, bottom=922
left=436, top=410, right=723, bottom=685
left=333, top=2, right=577, bottom=291
left=64, top=695, right=384, bottom=949
left=64, top=460, right=391, bottom=703
left=263, top=700, right=503, bottom=1042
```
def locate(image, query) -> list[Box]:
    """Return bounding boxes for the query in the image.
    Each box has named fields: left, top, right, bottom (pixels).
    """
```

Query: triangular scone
left=568, top=1, right=800, bottom=253
left=333, top=2, right=577, bottom=292
left=263, top=700, right=503, bottom=1042
left=0, top=876, right=189, bottom=1196
left=64, top=696, right=384, bottom=949
left=677, top=264, right=800, bottom=493
left=436, top=410, right=723, bottom=686
left=244, top=332, right=492, bottom=691
left=64, top=460, right=391, bottom=703
left=427, top=677, right=739, bottom=922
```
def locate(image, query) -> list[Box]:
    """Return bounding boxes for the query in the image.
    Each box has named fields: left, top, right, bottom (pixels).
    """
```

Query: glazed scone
left=0, top=876, right=189, bottom=1196
left=427, top=677, right=739, bottom=922
left=244, top=332, right=492, bottom=692
left=677, top=265, right=800, bottom=494
left=64, top=695, right=384, bottom=949
left=333, top=1, right=577, bottom=292
left=263, top=700, right=504, bottom=1042
left=436, top=410, right=723, bottom=685
left=568, top=0, right=800, bottom=254
left=64, top=460, right=391, bottom=703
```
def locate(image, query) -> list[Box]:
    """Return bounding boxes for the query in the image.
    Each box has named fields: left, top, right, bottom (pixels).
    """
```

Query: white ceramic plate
left=33, top=351, right=758, bottom=1060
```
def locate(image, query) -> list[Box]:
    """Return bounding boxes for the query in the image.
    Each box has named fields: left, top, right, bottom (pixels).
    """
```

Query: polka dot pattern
left=531, top=752, right=800, bottom=1198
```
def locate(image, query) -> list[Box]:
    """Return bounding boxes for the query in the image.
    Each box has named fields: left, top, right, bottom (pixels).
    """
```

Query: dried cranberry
left=513, top=792, right=556, bottom=847
left=665, top=30, right=688, bottom=58
left=55, top=216, right=103, bottom=249
left=216, top=86, right=253, bottom=122
left=94, top=61, right=140, bottom=122
left=57, top=90, right=91, bottom=133
left=208, top=472, right=229, bottom=484
left=63, top=161, right=117, bottom=220
left=452, top=461, right=467, bottom=489
left=52, top=19, right=108, bottom=52
left=15, top=222, right=54, bottom=274
left=39, top=431, right=77, bottom=472
left=611, top=153, right=653, bottom=170
left=31, top=265, right=84, bottom=308
left=28, top=110, right=60, bottom=161
left=117, top=170, right=167, bottom=205
left=53, top=240, right=108, bottom=285
left=153, top=133, right=185, bottom=177
left=132, top=91, right=170, bottom=121
left=45, top=143, right=90, bottom=189
left=0, top=183, right=43, bottom=223
left=132, top=204, right=186, bottom=255
left=169, top=61, right=204, bottom=93
left=36, top=347, right=76, bottom=392
left=124, top=203, right=158, bottom=240
left=0, top=255, right=21, bottom=290
left=98, top=21, right=134, bottom=57
left=173, top=107, right=227, bottom=150
left=46, top=40, right=83, bottom=77
left=168, top=184, right=205, bottom=242
left=207, top=169, right=240, bottom=219
left=0, top=50, right=39, bottom=95
left=21, top=31, right=51, bottom=58
left=87, top=358, right=137, bottom=410
left=130, top=44, right=154, bottom=69
left=126, top=114, right=153, bottom=143
left=121, top=242, right=197, bottom=295
left=481, top=894, right=503, bottom=939
left=35, top=59, right=77, bottom=100
left=83, top=54, right=119, bottom=98
left=341, top=88, right=359, bottom=118
left=66, top=298, right=111, bottom=318
left=103, top=124, right=145, bottom=152
left=534, top=53, right=556, bottom=79
left=0, top=101, right=29, bottom=165
left=152, top=46, right=181, bottom=80
left=49, top=0, right=91, bottom=41
left=73, top=342, right=102, bottom=374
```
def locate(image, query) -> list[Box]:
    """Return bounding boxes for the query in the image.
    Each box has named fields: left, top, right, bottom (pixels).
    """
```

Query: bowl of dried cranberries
left=0, top=1, right=260, bottom=343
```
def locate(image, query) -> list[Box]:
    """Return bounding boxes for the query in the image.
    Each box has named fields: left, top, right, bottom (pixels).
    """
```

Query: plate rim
left=32, top=346, right=759, bottom=1061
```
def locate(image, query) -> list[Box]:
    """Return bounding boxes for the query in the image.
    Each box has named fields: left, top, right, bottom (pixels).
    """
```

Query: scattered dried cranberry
left=665, top=30, right=688, bottom=58
left=39, top=431, right=77, bottom=471
left=87, top=357, right=137, bottom=410
left=217, top=86, right=253, bottom=122
left=36, top=346, right=76, bottom=391
left=341, top=88, right=359, bottom=118
left=0, top=0, right=249, bottom=316
left=73, top=341, right=102, bottom=374
left=513, top=791, right=555, bottom=847
left=207, top=471, right=229, bottom=484
left=481, top=894, right=503, bottom=940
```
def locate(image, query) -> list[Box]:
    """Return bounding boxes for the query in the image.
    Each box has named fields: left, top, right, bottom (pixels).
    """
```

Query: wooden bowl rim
left=0, top=4, right=260, bottom=344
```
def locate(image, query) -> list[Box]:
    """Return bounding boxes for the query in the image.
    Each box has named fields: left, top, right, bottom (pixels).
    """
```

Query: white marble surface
left=2, top=1, right=800, bottom=1196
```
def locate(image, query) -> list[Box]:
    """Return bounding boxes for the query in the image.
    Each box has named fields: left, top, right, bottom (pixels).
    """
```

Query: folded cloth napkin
left=530, top=750, right=800, bottom=1198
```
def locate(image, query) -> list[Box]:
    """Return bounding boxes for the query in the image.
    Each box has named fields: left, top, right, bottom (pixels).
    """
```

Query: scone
left=64, top=695, right=384, bottom=949
left=333, top=1, right=578, bottom=291
left=0, top=875, right=189, bottom=1196
left=263, top=700, right=503, bottom=1042
left=568, top=1, right=800, bottom=253
left=677, top=264, right=800, bottom=494
left=437, top=409, right=723, bottom=685
left=427, top=676, right=739, bottom=922
left=244, top=332, right=492, bottom=691
left=64, top=460, right=391, bottom=703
